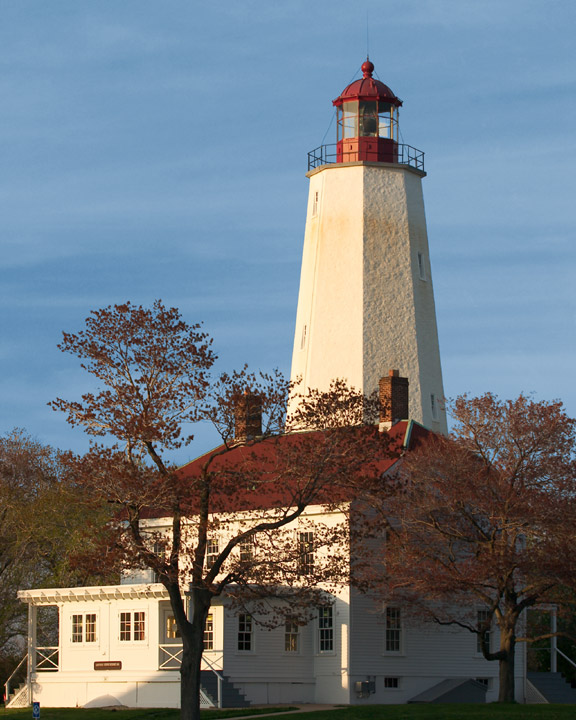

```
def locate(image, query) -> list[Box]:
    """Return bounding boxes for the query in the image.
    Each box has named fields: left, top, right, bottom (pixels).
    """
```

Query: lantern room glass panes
left=378, top=102, right=396, bottom=140
left=359, top=101, right=378, bottom=136
left=337, top=100, right=398, bottom=142
left=338, top=102, right=358, bottom=141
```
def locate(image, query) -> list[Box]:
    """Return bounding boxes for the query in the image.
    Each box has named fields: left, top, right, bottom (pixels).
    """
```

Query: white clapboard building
left=13, top=420, right=515, bottom=709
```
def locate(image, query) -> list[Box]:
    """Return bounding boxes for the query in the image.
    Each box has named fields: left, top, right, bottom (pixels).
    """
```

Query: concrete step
left=528, top=672, right=576, bottom=703
left=200, top=669, right=251, bottom=708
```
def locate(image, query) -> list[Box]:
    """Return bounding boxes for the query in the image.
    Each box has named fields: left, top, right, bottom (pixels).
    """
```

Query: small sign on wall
left=94, top=661, right=122, bottom=671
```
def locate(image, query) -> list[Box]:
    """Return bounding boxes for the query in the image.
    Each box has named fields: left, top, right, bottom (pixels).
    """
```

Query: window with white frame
left=477, top=609, right=492, bottom=654
left=204, top=613, right=214, bottom=650
left=206, top=539, right=219, bottom=570
left=318, top=606, right=334, bottom=653
left=239, top=537, right=254, bottom=563
left=285, top=619, right=299, bottom=652
left=152, top=540, right=165, bottom=583
left=385, top=607, right=402, bottom=653
left=119, top=611, right=146, bottom=642
left=71, top=613, right=97, bottom=643
left=298, top=531, right=314, bottom=575
left=237, top=614, right=253, bottom=652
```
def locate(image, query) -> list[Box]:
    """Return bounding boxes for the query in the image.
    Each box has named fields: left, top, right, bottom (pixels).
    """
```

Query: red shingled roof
left=134, top=421, right=430, bottom=520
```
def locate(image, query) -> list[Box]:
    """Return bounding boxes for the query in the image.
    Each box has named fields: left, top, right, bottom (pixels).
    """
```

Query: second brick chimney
left=379, top=370, right=409, bottom=430
left=234, top=392, right=263, bottom=442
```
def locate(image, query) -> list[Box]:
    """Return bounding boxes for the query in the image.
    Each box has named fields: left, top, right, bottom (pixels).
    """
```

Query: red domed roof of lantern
left=333, top=59, right=402, bottom=108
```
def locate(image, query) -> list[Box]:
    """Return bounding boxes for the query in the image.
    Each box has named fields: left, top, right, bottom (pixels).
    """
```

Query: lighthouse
left=290, top=59, right=447, bottom=433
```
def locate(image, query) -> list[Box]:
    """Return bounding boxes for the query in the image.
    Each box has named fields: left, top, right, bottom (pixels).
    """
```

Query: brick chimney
left=379, top=370, right=409, bottom=430
left=234, top=393, right=263, bottom=442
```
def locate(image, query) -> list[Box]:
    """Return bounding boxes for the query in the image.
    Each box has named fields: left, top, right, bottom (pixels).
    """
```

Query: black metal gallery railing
left=307, top=143, right=425, bottom=172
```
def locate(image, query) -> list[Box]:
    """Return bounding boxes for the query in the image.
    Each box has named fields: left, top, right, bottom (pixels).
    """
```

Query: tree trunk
left=166, top=583, right=212, bottom=720
left=497, top=625, right=516, bottom=703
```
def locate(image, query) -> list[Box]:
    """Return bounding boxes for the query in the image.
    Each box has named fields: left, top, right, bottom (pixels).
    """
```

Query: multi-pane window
left=298, top=531, right=315, bottom=575
left=239, top=537, right=254, bottom=563
left=120, top=611, right=146, bottom=642
left=385, top=607, right=401, bottom=653
left=204, top=614, right=214, bottom=650
left=285, top=619, right=299, bottom=653
left=238, top=614, right=253, bottom=652
left=72, top=613, right=97, bottom=643
left=134, top=612, right=145, bottom=640
left=318, top=606, right=333, bottom=653
left=384, top=677, right=400, bottom=689
left=477, top=610, right=492, bottom=654
left=206, top=539, right=219, bottom=570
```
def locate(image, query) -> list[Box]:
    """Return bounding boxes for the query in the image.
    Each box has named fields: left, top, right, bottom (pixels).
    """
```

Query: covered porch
left=7, top=584, right=223, bottom=709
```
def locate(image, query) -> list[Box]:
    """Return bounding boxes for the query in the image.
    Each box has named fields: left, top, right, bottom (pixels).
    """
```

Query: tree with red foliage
left=360, top=393, right=576, bottom=703
left=52, top=301, right=390, bottom=720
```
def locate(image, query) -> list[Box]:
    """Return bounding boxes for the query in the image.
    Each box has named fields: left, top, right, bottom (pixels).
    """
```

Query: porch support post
left=27, top=603, right=37, bottom=703
left=551, top=606, right=557, bottom=673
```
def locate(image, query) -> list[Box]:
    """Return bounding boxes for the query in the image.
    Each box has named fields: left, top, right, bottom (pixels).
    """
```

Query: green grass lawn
left=0, top=708, right=292, bottom=720
left=2, top=705, right=576, bottom=720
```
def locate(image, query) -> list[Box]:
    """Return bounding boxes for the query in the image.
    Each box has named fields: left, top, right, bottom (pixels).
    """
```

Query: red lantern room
left=333, top=59, right=403, bottom=164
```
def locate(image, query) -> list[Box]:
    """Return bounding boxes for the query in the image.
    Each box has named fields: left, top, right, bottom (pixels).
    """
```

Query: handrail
left=202, top=654, right=224, bottom=709
left=556, top=647, right=576, bottom=670
left=528, top=645, right=576, bottom=672
left=307, top=142, right=425, bottom=173
left=5, top=654, right=27, bottom=704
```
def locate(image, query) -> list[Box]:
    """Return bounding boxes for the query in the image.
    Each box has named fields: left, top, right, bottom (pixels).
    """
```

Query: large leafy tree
left=360, top=393, right=576, bottom=702
left=52, top=301, right=389, bottom=720
left=0, top=430, right=111, bottom=690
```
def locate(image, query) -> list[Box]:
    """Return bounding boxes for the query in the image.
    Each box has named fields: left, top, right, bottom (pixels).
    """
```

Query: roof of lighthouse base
left=306, top=160, right=426, bottom=180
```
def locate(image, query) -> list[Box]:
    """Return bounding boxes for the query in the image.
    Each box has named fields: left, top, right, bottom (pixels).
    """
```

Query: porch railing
left=36, top=646, right=59, bottom=671
left=158, top=643, right=183, bottom=669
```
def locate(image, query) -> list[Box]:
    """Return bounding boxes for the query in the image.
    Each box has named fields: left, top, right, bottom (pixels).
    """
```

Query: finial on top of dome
left=361, top=58, right=374, bottom=78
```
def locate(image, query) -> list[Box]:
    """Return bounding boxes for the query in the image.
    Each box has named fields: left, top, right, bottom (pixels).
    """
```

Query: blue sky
left=1, top=1, right=575, bottom=462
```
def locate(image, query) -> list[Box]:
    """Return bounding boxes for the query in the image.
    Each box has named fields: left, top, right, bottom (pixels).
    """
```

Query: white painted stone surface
left=290, top=162, right=447, bottom=433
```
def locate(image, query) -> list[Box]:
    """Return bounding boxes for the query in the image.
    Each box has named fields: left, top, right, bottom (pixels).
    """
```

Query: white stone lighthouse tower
left=290, top=59, right=447, bottom=433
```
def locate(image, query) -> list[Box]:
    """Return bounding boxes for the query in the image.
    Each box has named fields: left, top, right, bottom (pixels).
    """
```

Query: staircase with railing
left=158, top=645, right=249, bottom=708
left=527, top=647, right=576, bottom=703
left=5, top=647, right=59, bottom=709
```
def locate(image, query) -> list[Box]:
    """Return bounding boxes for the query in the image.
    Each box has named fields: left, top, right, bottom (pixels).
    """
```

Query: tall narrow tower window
left=417, top=252, right=427, bottom=281
left=300, top=324, right=307, bottom=350
left=312, top=191, right=320, bottom=217
left=431, top=394, right=438, bottom=421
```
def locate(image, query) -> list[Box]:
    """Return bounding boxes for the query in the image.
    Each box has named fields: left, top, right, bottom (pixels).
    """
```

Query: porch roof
left=18, top=583, right=170, bottom=606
